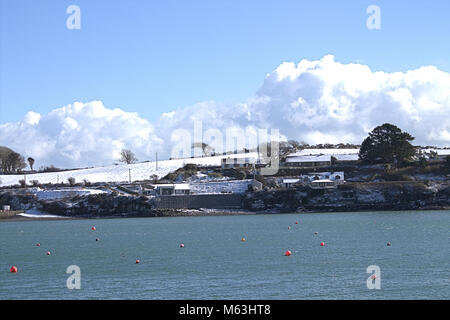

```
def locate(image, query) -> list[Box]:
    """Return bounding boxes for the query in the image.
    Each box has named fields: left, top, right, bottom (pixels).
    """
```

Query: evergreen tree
left=359, top=123, right=416, bottom=164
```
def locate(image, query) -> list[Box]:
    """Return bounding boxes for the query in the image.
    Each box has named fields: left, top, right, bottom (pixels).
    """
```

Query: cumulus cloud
left=0, top=101, right=163, bottom=168
left=1, top=55, right=449, bottom=168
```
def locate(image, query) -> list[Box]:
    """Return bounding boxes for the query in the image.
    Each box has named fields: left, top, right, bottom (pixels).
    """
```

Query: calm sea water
left=0, top=210, right=449, bottom=299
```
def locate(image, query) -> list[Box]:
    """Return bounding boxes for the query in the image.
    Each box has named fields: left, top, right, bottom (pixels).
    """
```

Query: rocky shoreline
left=1, top=180, right=449, bottom=220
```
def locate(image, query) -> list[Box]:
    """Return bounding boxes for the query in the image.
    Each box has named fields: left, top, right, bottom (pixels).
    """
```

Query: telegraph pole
left=156, top=152, right=158, bottom=170
left=129, top=168, right=131, bottom=183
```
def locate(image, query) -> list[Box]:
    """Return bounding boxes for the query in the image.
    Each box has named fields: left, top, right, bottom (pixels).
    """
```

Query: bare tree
left=0, top=147, right=26, bottom=173
left=5, top=152, right=26, bottom=172
left=67, top=177, right=76, bottom=186
left=119, top=149, right=138, bottom=164
left=192, top=142, right=213, bottom=157
left=27, top=157, right=35, bottom=171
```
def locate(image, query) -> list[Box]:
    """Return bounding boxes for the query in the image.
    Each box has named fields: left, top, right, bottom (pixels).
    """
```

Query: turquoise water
left=0, top=211, right=449, bottom=299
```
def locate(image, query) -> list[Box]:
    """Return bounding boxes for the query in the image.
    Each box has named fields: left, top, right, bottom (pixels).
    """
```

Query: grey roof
left=285, top=155, right=331, bottom=163
left=333, top=154, right=359, bottom=161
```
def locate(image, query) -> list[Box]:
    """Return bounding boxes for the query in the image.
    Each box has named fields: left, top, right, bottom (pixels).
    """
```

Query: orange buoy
left=135, top=259, right=140, bottom=264
left=320, top=242, right=325, bottom=246
left=285, top=250, right=292, bottom=256
left=180, top=243, right=185, bottom=248
left=91, top=226, right=96, bottom=231
left=241, top=237, right=246, bottom=242
left=10, top=266, right=18, bottom=273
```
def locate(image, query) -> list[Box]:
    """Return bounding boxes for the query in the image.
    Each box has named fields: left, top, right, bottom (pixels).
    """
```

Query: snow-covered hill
left=0, top=153, right=260, bottom=187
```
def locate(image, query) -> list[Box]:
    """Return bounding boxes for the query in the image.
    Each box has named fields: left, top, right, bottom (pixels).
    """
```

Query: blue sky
left=1, top=0, right=449, bottom=124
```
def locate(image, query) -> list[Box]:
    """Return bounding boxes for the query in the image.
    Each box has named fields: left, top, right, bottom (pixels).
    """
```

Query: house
left=294, top=148, right=359, bottom=156
left=333, top=153, right=359, bottom=164
left=283, top=154, right=332, bottom=167
left=282, top=172, right=344, bottom=189
left=221, top=157, right=256, bottom=169
left=419, top=149, right=450, bottom=161
left=301, top=171, right=344, bottom=182
left=310, top=179, right=337, bottom=189
left=282, top=178, right=301, bottom=188
left=306, top=172, right=344, bottom=189
left=153, top=183, right=190, bottom=196
left=283, top=149, right=360, bottom=166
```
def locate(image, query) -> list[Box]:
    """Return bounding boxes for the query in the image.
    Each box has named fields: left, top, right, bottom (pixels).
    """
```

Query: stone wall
left=153, top=193, right=243, bottom=209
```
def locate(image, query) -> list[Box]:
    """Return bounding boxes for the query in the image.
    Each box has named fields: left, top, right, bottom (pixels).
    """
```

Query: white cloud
left=1, top=55, right=449, bottom=168
left=0, top=101, right=163, bottom=168
left=23, top=111, right=41, bottom=125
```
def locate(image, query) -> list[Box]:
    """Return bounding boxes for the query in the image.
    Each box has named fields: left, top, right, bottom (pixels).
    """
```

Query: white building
left=283, top=149, right=360, bottom=167
left=282, top=172, right=345, bottom=189
left=282, top=178, right=301, bottom=188
left=153, top=183, right=190, bottom=196
left=300, top=171, right=344, bottom=182
left=419, top=148, right=450, bottom=161
left=221, top=157, right=257, bottom=169
left=284, top=155, right=332, bottom=167
left=294, top=148, right=359, bottom=156
left=310, top=179, right=338, bottom=189
left=333, top=153, right=359, bottom=163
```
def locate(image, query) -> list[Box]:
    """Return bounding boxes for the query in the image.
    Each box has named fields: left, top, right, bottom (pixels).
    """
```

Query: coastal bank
left=1, top=180, right=449, bottom=219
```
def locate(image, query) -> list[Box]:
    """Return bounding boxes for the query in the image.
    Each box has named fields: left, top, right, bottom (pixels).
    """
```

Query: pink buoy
left=46, top=251, right=51, bottom=255
left=285, top=250, right=292, bottom=256
left=320, top=242, right=325, bottom=246
left=314, top=232, right=318, bottom=235
left=180, top=243, right=185, bottom=248
left=295, top=221, right=298, bottom=224
left=371, top=274, right=377, bottom=280
left=10, top=266, right=18, bottom=273
left=36, top=243, right=41, bottom=247
left=135, top=259, right=140, bottom=264
left=91, top=226, right=96, bottom=231
left=288, top=226, right=291, bottom=230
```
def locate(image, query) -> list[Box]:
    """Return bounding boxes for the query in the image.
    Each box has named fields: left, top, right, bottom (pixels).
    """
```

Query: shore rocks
left=1, top=180, right=449, bottom=217
left=243, top=181, right=450, bottom=213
